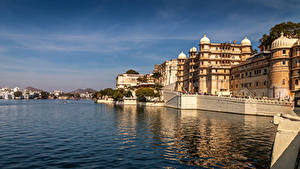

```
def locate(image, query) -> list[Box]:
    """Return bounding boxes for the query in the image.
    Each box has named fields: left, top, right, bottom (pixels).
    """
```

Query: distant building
left=53, top=90, right=63, bottom=97
left=13, top=87, right=21, bottom=92
left=154, top=59, right=178, bottom=86
left=116, top=73, right=143, bottom=89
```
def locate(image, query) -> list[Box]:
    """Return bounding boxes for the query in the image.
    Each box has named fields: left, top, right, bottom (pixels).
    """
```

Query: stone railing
left=271, top=114, right=300, bottom=169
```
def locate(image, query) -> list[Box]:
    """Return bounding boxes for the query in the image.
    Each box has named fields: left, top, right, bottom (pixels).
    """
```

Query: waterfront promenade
left=164, top=91, right=294, bottom=116
left=97, top=92, right=294, bottom=117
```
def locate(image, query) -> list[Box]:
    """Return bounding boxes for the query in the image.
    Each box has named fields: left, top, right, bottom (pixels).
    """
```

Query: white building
left=154, top=59, right=178, bottom=86
left=53, top=90, right=63, bottom=97
left=13, top=87, right=21, bottom=92
left=116, top=73, right=144, bottom=89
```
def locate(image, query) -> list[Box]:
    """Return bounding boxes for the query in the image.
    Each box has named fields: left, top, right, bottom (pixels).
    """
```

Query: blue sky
left=0, top=0, right=299, bottom=91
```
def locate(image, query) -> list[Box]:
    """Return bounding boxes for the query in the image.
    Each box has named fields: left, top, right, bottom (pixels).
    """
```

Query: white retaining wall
left=164, top=92, right=293, bottom=116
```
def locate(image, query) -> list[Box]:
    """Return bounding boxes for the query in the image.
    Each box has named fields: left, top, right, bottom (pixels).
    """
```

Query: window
left=283, top=50, right=286, bottom=54
left=296, top=79, right=299, bottom=85
left=236, top=84, right=238, bottom=88
left=283, top=61, right=286, bottom=65
left=264, top=81, right=267, bottom=86
left=249, top=83, right=252, bottom=87
left=256, top=82, right=259, bottom=86
left=282, top=79, right=285, bottom=85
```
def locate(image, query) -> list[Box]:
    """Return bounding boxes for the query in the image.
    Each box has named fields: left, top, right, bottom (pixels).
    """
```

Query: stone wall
left=137, top=102, right=165, bottom=107
left=164, top=92, right=293, bottom=116
left=271, top=116, right=300, bottom=169
left=164, top=90, right=180, bottom=109
left=197, top=95, right=246, bottom=114
left=181, top=95, right=198, bottom=109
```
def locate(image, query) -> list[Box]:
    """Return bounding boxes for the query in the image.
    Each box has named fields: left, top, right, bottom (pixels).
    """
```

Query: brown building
left=154, top=59, right=178, bottom=86
left=230, top=33, right=300, bottom=100
left=177, top=51, right=188, bottom=92
left=230, top=51, right=271, bottom=97
left=178, top=34, right=252, bottom=95
left=157, top=32, right=300, bottom=100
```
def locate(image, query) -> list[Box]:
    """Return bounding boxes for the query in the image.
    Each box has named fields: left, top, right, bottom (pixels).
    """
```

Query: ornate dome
left=200, top=34, right=210, bottom=44
left=241, top=36, right=251, bottom=46
left=189, top=46, right=197, bottom=52
left=271, top=32, right=298, bottom=50
left=178, top=51, right=187, bottom=59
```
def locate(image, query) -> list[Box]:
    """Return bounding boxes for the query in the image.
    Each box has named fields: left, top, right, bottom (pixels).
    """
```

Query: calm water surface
left=0, top=100, right=276, bottom=168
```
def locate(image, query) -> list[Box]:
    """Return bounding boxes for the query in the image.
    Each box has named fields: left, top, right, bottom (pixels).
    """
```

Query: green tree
left=259, top=21, right=300, bottom=49
left=113, top=90, right=124, bottom=101
left=100, top=88, right=114, bottom=98
left=125, top=69, right=139, bottom=74
left=135, top=88, right=155, bottom=101
left=154, top=83, right=163, bottom=91
left=74, top=93, right=80, bottom=99
left=152, top=72, right=162, bottom=79
left=137, top=76, right=147, bottom=83
left=154, top=93, right=160, bottom=98
left=14, top=91, right=22, bottom=98
left=124, top=90, right=133, bottom=97
left=40, top=91, right=49, bottom=99
left=93, top=91, right=101, bottom=99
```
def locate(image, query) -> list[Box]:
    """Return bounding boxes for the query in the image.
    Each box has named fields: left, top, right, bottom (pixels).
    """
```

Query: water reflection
left=114, top=106, right=275, bottom=168
left=0, top=101, right=275, bottom=168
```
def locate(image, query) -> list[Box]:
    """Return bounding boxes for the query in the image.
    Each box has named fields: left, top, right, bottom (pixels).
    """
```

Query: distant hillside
left=25, top=86, right=44, bottom=92
left=70, top=88, right=96, bottom=94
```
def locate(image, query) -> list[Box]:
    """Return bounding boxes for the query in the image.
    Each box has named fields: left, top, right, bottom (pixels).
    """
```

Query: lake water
left=0, top=100, right=276, bottom=168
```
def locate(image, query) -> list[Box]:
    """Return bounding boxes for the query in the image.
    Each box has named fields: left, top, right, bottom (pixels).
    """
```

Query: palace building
left=154, top=33, right=300, bottom=100
left=154, top=59, right=178, bottom=87
left=177, top=34, right=252, bottom=95
left=231, top=32, right=300, bottom=99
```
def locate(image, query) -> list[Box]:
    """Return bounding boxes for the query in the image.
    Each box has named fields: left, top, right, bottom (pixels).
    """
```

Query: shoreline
left=96, top=94, right=295, bottom=117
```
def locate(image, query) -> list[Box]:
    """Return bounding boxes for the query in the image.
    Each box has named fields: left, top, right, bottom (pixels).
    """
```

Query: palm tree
left=152, top=72, right=162, bottom=83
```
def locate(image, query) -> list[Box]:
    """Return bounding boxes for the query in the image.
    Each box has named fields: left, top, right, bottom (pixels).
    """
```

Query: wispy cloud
left=245, top=0, right=300, bottom=9
left=0, top=0, right=299, bottom=90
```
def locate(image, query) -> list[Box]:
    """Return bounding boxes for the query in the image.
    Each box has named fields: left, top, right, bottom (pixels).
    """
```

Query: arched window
left=296, top=79, right=299, bottom=85
left=282, top=79, right=285, bottom=85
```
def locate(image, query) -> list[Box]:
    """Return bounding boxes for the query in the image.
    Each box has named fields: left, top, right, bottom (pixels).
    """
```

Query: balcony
left=178, top=67, right=184, bottom=71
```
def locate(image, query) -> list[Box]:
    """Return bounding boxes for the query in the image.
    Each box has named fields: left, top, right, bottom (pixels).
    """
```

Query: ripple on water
left=0, top=100, right=276, bottom=169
